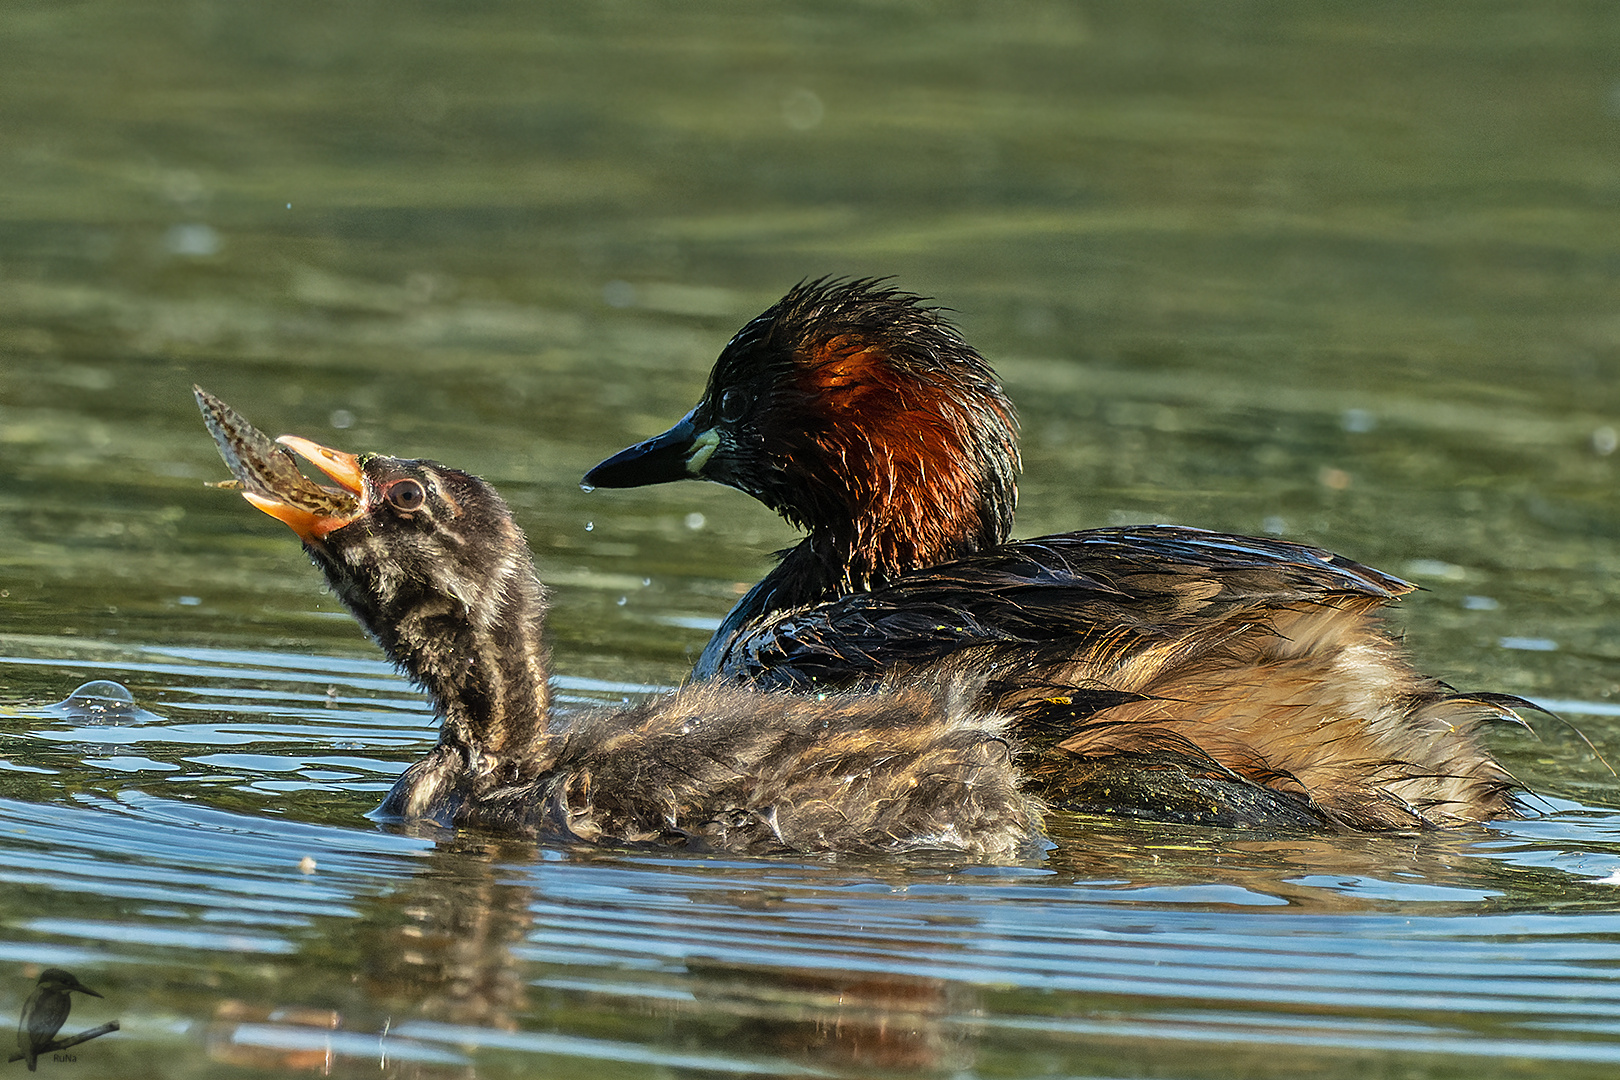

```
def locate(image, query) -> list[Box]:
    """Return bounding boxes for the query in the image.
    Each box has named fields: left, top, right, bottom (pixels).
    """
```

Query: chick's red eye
left=385, top=478, right=426, bottom=512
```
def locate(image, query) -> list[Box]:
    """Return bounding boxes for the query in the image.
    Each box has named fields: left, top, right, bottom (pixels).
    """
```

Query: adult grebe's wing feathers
left=708, top=526, right=1409, bottom=688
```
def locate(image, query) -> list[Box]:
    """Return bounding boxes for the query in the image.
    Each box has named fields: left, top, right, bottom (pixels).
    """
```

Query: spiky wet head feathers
left=705, top=278, right=1020, bottom=589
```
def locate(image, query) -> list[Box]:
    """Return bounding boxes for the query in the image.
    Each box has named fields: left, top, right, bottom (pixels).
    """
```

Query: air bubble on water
left=68, top=680, right=133, bottom=705
left=44, top=680, right=163, bottom=725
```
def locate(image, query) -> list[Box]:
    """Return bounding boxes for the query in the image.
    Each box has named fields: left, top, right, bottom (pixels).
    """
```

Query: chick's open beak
left=246, top=436, right=367, bottom=541
left=195, top=386, right=366, bottom=543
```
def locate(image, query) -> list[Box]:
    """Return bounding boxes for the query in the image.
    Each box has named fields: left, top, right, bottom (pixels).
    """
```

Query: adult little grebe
left=195, top=387, right=1041, bottom=856
left=583, top=279, right=1526, bottom=830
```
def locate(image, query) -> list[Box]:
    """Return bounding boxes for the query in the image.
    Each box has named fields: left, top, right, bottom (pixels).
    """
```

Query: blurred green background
left=3, top=0, right=1618, bottom=719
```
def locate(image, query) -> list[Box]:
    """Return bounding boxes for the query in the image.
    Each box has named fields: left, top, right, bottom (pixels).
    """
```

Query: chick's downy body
left=197, top=388, right=1041, bottom=857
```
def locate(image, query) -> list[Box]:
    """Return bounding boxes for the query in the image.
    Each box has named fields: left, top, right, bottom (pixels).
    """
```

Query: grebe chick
left=583, top=279, right=1526, bottom=831
left=195, top=388, right=1041, bottom=857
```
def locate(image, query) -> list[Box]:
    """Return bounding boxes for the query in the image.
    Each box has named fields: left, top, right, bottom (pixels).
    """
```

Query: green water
left=3, top=2, right=1620, bottom=1077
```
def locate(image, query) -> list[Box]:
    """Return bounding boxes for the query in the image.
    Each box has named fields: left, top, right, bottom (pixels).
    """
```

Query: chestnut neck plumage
left=727, top=280, right=1021, bottom=600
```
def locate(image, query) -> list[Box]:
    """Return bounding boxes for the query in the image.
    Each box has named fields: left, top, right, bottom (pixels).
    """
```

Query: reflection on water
left=3, top=644, right=1620, bottom=1077
left=3, top=0, right=1620, bottom=1076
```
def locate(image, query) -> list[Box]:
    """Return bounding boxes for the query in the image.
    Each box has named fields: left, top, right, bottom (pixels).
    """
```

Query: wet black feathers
left=706, top=525, right=1411, bottom=687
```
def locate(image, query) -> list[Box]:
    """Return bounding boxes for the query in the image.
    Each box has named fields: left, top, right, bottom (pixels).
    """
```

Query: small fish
left=194, top=386, right=358, bottom=518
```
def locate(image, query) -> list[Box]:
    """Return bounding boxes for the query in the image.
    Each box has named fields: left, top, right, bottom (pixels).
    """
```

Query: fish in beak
left=194, top=385, right=366, bottom=543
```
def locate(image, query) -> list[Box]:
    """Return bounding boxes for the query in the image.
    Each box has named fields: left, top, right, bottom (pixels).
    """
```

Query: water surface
left=3, top=2, right=1620, bottom=1077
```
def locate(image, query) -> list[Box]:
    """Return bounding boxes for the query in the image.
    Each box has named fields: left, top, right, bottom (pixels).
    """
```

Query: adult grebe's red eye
left=718, top=388, right=750, bottom=424
left=385, top=478, right=426, bottom=512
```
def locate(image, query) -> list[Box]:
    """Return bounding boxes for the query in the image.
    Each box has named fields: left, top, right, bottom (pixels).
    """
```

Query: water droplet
left=164, top=222, right=221, bottom=257
left=1317, top=466, right=1352, bottom=491
left=1405, top=559, right=1467, bottom=582
left=782, top=87, right=825, bottom=131
left=330, top=409, right=355, bottom=430
left=584, top=521, right=594, bottom=532
left=684, top=512, right=706, bottom=530
left=1500, top=636, right=1558, bottom=652
left=177, top=595, right=201, bottom=606
left=617, top=596, right=628, bottom=606
left=1341, top=408, right=1377, bottom=433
